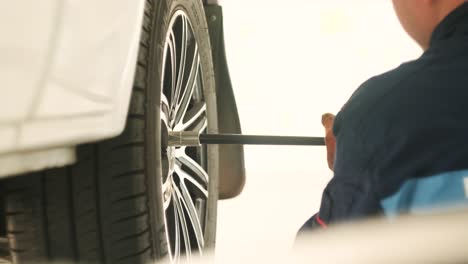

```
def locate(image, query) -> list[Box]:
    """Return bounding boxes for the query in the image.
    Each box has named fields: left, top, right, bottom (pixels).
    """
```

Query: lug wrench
left=167, top=131, right=325, bottom=147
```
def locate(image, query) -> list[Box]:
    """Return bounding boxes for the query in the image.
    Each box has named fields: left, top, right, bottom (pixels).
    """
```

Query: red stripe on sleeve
left=316, top=215, right=328, bottom=229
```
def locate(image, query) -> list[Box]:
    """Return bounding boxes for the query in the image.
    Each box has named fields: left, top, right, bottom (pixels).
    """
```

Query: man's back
left=302, top=2, right=468, bottom=229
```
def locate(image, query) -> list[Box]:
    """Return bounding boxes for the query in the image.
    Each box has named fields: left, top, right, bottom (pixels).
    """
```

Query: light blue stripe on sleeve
left=380, top=169, right=468, bottom=218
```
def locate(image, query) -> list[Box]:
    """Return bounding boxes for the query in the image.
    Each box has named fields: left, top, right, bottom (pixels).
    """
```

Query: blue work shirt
left=300, top=2, right=468, bottom=230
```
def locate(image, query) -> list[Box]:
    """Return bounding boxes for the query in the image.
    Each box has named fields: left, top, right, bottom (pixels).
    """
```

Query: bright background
left=215, top=0, right=421, bottom=260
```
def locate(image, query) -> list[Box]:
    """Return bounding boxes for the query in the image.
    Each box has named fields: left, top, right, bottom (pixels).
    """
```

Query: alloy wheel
left=160, top=10, right=210, bottom=262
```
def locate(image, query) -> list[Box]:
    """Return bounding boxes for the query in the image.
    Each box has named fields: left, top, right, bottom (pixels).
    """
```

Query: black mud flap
left=205, top=5, right=246, bottom=199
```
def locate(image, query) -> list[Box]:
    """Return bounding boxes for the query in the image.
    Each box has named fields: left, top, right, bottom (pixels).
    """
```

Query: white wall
left=216, top=0, right=421, bottom=260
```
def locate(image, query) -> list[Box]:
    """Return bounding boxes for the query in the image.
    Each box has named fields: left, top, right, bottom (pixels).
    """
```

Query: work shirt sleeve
left=298, top=106, right=383, bottom=233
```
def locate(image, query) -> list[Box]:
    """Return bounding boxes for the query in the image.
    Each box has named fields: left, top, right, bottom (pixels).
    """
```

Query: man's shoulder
left=343, top=58, right=424, bottom=110
left=363, top=58, right=426, bottom=92
left=336, top=57, right=428, bottom=133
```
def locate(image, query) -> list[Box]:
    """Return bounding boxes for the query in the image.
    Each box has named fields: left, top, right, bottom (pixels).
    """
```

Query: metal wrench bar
left=168, top=132, right=325, bottom=147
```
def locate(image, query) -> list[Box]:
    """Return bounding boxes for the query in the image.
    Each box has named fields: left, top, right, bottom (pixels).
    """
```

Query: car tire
left=2, top=0, right=219, bottom=263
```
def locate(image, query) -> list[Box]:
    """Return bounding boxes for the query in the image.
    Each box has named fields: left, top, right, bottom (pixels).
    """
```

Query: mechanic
left=300, top=0, right=468, bottom=231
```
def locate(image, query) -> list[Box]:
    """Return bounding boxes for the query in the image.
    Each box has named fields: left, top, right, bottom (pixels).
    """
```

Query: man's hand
left=322, top=113, right=336, bottom=171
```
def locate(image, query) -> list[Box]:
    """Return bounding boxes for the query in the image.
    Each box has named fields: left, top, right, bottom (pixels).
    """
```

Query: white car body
left=0, top=0, right=146, bottom=176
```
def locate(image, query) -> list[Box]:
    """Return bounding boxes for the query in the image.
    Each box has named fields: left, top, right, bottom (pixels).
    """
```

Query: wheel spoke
left=175, top=147, right=209, bottom=185
left=161, top=94, right=171, bottom=114
left=163, top=177, right=172, bottom=211
left=174, top=162, right=208, bottom=197
left=173, top=16, right=189, bottom=110
left=194, top=116, right=207, bottom=135
left=168, top=31, right=177, bottom=104
left=173, top=199, right=181, bottom=261
left=174, top=102, right=206, bottom=132
left=172, top=186, right=192, bottom=259
left=174, top=48, right=200, bottom=127
left=178, top=179, right=205, bottom=251
left=161, top=94, right=171, bottom=128
left=169, top=29, right=179, bottom=108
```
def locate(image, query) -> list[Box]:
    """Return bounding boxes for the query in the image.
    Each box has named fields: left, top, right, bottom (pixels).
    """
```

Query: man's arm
left=297, top=114, right=336, bottom=233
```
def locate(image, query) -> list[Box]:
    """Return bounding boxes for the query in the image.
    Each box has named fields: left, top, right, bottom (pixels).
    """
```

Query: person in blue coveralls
left=300, top=0, right=468, bottom=231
